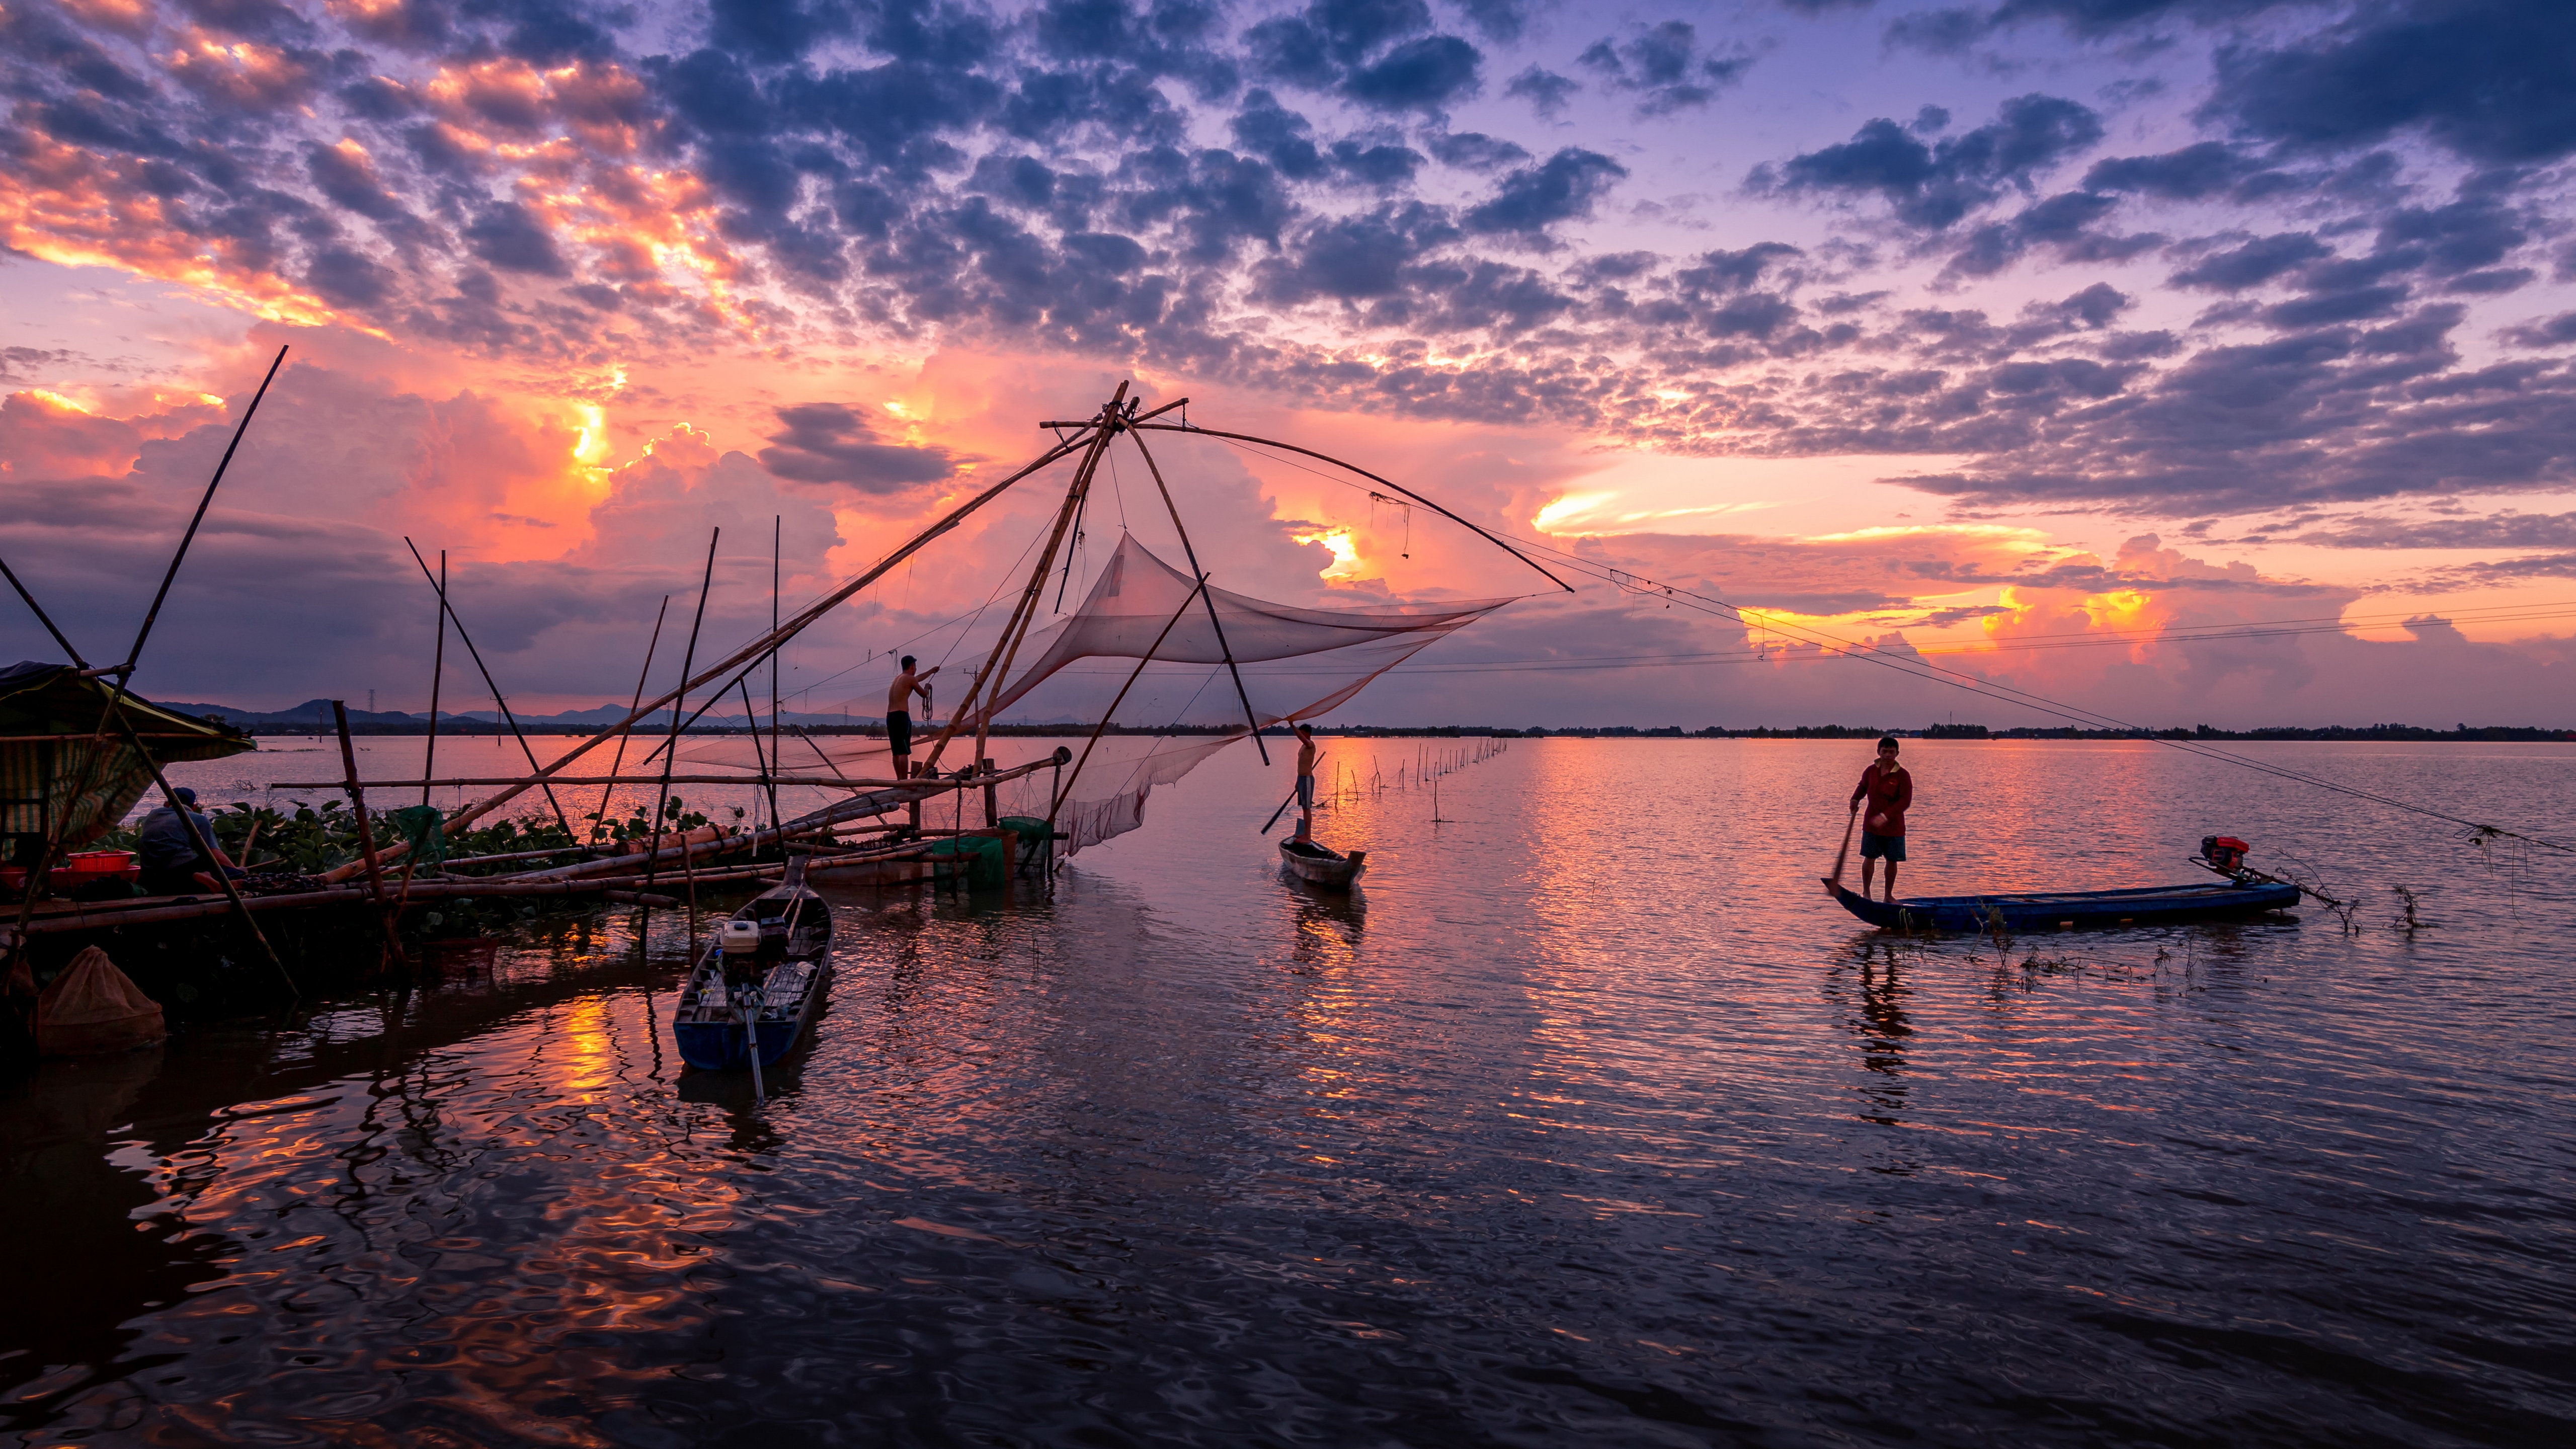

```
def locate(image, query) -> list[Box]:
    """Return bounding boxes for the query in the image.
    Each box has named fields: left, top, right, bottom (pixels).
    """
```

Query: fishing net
left=35, top=945, right=165, bottom=1056
left=685, top=535, right=1516, bottom=852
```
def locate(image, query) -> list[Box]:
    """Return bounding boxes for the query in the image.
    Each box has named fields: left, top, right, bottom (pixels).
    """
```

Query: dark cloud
left=1503, top=64, right=1577, bottom=117
left=1256, top=204, right=1456, bottom=302
left=2290, top=511, right=2576, bottom=549
left=2206, top=1, right=2576, bottom=164
left=463, top=201, right=568, bottom=276
left=2170, top=233, right=2329, bottom=291
left=757, top=403, right=958, bottom=491
left=2081, top=141, right=2260, bottom=200
left=1577, top=22, right=1754, bottom=116
left=1342, top=34, right=1482, bottom=111
left=1427, top=131, right=1529, bottom=171
left=1763, top=94, right=2105, bottom=229
left=1465, top=149, right=1628, bottom=234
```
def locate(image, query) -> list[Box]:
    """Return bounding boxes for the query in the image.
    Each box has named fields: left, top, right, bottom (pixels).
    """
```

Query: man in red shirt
left=1848, top=736, right=1912, bottom=902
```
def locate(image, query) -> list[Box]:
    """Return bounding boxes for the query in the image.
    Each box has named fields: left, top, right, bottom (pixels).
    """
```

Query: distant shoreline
left=237, top=722, right=2573, bottom=742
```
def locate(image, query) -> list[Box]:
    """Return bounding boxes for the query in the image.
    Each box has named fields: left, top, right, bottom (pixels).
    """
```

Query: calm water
left=8, top=739, right=2573, bottom=1446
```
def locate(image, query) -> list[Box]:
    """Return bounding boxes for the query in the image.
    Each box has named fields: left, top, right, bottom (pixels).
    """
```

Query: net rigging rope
left=1196, top=430, right=2576, bottom=858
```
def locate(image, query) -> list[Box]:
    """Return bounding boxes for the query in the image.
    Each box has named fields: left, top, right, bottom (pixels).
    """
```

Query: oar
left=1825, top=804, right=1859, bottom=896
left=1258, top=752, right=1323, bottom=833
left=741, top=987, right=766, bottom=1108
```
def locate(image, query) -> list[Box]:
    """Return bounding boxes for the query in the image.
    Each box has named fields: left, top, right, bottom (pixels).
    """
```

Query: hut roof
left=1, top=663, right=256, bottom=847
left=0, top=662, right=256, bottom=761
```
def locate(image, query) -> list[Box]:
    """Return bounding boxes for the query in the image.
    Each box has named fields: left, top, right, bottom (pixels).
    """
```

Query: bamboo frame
left=323, top=426, right=1101, bottom=880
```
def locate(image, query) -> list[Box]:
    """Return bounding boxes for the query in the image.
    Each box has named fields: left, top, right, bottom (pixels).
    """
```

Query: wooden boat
left=1278, top=837, right=1366, bottom=889
left=1822, top=876, right=2299, bottom=931
left=673, top=857, right=834, bottom=1070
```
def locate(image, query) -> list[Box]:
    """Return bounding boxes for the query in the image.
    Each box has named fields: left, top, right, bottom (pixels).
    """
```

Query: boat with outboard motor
left=1822, top=834, right=2308, bottom=931
left=673, top=855, right=833, bottom=1070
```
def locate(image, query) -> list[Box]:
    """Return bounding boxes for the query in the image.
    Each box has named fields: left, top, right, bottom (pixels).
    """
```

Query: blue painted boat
left=1822, top=875, right=2300, bottom=932
left=672, top=858, right=834, bottom=1071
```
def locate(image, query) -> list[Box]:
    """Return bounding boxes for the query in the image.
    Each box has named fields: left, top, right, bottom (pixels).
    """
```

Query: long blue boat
left=673, top=857, right=834, bottom=1070
left=1823, top=876, right=2300, bottom=932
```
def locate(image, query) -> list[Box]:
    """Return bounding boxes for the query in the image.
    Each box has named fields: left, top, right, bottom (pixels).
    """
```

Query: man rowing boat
left=1848, top=735, right=1911, bottom=902
left=1293, top=723, right=1318, bottom=841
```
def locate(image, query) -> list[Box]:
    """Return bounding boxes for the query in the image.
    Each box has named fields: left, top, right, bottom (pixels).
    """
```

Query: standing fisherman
left=887, top=656, right=938, bottom=779
left=1848, top=735, right=1911, bottom=902
left=1293, top=723, right=1319, bottom=841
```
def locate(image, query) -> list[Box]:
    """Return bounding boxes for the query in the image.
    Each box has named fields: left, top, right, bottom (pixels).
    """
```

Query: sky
left=4, top=0, right=2573, bottom=729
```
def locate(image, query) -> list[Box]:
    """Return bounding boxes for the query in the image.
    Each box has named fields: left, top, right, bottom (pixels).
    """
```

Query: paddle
left=1259, top=752, right=1323, bottom=833
left=1825, top=801, right=1859, bottom=896
left=741, top=986, right=766, bottom=1109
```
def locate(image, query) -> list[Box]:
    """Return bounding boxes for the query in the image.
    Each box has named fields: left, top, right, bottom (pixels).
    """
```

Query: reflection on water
left=7, top=739, right=2573, bottom=1445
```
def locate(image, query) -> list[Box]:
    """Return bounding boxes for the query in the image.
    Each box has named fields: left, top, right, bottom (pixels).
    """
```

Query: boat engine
left=718, top=917, right=765, bottom=984
left=2199, top=835, right=2250, bottom=874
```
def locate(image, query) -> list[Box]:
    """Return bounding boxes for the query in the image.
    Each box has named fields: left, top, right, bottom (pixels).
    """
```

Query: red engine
left=2200, top=835, right=2250, bottom=872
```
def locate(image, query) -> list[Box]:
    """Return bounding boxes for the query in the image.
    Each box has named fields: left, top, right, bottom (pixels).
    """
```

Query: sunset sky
left=4, top=0, right=2572, bottom=728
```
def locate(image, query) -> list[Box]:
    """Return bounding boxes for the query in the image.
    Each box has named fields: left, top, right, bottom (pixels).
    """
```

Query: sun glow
left=1293, top=527, right=1365, bottom=582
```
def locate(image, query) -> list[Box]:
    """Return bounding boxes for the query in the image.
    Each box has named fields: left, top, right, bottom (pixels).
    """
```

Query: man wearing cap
left=136, top=787, right=245, bottom=896
left=1848, top=736, right=1912, bottom=902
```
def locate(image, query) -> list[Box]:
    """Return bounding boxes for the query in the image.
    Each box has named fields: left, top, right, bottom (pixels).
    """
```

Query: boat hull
left=670, top=867, right=834, bottom=1071
left=673, top=968, right=830, bottom=1070
left=1279, top=839, right=1366, bottom=889
left=1823, top=877, right=2299, bottom=931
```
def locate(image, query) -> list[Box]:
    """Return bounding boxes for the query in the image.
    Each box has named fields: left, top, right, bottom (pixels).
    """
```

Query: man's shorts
left=1296, top=774, right=1315, bottom=809
left=1860, top=830, right=1906, bottom=862
left=887, top=709, right=911, bottom=757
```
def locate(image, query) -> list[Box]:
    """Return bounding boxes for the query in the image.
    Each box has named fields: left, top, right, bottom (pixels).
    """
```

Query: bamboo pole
left=1047, top=575, right=1208, bottom=833
left=649, top=529, right=720, bottom=917
left=922, top=384, right=1127, bottom=776
left=422, top=551, right=447, bottom=809
left=101, top=685, right=297, bottom=996
left=769, top=515, right=784, bottom=839
left=595, top=594, right=670, bottom=843
left=401, top=540, right=580, bottom=842
left=1124, top=427, right=1269, bottom=763
left=334, top=701, right=408, bottom=966
left=123, top=345, right=290, bottom=669
left=1132, top=422, right=1572, bottom=593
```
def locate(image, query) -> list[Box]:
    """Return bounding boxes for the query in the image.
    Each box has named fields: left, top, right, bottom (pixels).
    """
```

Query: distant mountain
left=157, top=698, right=891, bottom=728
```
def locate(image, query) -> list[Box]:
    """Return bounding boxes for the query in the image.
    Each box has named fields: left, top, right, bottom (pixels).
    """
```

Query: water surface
left=8, top=738, right=2572, bottom=1445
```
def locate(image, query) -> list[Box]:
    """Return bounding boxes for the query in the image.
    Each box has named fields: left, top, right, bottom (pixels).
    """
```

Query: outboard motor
left=2199, top=835, right=2250, bottom=875
left=719, top=917, right=764, bottom=984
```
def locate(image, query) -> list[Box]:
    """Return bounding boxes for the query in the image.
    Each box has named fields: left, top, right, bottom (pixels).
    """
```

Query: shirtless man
left=887, top=656, right=938, bottom=778
left=1293, top=723, right=1319, bottom=841
left=1847, top=735, right=1912, bottom=902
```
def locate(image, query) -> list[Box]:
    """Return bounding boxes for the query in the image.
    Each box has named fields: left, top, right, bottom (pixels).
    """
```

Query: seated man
left=135, top=787, right=245, bottom=896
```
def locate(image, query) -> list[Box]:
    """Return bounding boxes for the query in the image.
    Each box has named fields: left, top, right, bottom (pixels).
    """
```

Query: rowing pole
left=1259, top=753, right=1320, bottom=833
left=1825, top=804, right=1859, bottom=895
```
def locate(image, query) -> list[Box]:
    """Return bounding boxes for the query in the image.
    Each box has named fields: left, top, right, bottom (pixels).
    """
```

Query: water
left=8, top=739, right=2573, bottom=1445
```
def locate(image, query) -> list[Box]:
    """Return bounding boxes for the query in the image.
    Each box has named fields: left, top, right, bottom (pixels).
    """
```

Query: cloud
left=1503, top=64, right=1577, bottom=117
left=756, top=403, right=959, bottom=492
left=1762, top=94, right=2106, bottom=229
left=2205, top=1, right=2576, bottom=164
left=1576, top=22, right=1754, bottom=117
left=1464, top=149, right=1629, bottom=234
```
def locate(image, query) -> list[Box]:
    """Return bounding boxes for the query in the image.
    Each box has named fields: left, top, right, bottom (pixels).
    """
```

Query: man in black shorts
left=1848, top=735, right=1912, bottom=902
left=887, top=656, right=938, bottom=777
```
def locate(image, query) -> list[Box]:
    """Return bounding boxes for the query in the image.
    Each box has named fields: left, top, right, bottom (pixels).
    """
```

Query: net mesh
left=688, top=535, right=1514, bottom=851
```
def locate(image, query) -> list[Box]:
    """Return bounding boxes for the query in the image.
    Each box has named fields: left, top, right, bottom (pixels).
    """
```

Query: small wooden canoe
left=673, top=858, right=834, bottom=1071
left=1279, top=837, right=1367, bottom=890
left=1823, top=876, right=2299, bottom=932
